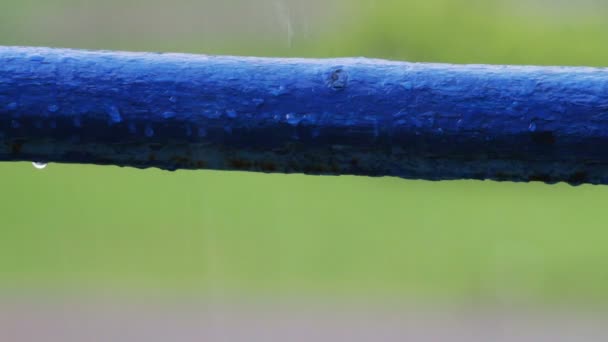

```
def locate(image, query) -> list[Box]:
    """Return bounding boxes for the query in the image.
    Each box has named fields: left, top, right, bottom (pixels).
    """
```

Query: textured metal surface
left=1, top=46, right=608, bottom=184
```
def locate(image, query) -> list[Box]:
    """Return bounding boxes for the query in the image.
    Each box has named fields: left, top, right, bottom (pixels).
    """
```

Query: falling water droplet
left=47, top=104, right=59, bottom=113
left=528, top=122, right=537, bottom=132
left=275, top=1, right=294, bottom=48
left=169, top=96, right=177, bottom=103
left=32, top=162, right=47, bottom=169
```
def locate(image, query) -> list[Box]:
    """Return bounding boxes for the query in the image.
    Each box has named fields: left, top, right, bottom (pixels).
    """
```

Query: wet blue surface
left=1, top=46, right=608, bottom=184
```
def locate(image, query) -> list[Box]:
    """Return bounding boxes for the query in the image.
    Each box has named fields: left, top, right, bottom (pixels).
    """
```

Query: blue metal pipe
left=1, top=46, right=608, bottom=184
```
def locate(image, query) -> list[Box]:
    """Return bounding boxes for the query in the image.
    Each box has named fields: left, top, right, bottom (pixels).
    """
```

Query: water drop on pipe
left=32, top=162, right=47, bottom=169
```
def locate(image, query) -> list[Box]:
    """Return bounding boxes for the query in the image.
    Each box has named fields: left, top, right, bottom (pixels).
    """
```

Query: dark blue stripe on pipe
left=1, top=46, right=608, bottom=184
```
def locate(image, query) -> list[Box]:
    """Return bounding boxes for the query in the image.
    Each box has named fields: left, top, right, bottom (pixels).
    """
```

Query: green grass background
left=1, top=0, right=608, bottom=305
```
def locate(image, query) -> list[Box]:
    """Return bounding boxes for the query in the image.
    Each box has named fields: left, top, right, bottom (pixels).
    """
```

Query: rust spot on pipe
left=229, top=158, right=252, bottom=169
left=258, top=161, right=277, bottom=172
left=10, top=140, right=24, bottom=154
left=567, top=171, right=588, bottom=185
left=528, top=174, right=552, bottom=183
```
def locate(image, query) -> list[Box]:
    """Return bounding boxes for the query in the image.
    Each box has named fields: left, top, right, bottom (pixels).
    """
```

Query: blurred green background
left=1, top=0, right=608, bottom=305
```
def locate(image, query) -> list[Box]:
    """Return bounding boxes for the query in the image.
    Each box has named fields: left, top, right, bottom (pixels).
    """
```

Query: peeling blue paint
left=6, top=102, right=17, bottom=111
left=47, top=104, right=59, bottom=113
left=144, top=124, right=154, bottom=137
left=105, top=105, right=122, bottom=124
left=1, top=46, right=608, bottom=185
left=162, top=111, right=176, bottom=119
left=225, top=109, right=237, bottom=118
